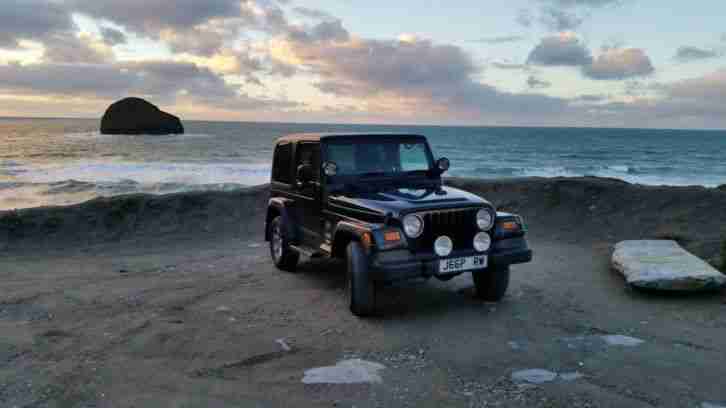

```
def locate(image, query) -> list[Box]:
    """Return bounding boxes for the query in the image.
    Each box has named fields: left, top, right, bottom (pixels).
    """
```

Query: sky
left=1, top=0, right=726, bottom=128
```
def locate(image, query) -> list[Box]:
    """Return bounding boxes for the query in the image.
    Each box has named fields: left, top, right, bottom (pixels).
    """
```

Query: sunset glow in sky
left=1, top=0, right=726, bottom=128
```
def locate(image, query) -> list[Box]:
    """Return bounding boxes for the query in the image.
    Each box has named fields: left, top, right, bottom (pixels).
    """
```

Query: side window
left=272, top=143, right=292, bottom=184
left=296, top=143, right=320, bottom=181
left=327, top=143, right=356, bottom=174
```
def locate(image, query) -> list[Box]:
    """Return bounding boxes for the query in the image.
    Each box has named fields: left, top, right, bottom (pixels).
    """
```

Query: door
left=294, top=142, right=323, bottom=246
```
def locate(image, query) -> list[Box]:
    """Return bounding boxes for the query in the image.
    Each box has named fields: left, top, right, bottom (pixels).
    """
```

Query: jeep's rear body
left=266, top=133, right=532, bottom=285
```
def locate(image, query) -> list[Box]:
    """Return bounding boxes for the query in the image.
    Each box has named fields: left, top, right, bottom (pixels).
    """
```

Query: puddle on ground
left=511, top=369, right=584, bottom=384
left=0, top=304, right=50, bottom=322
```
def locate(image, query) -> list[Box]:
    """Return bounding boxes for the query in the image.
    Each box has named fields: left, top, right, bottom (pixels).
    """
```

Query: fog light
left=434, top=236, right=453, bottom=257
left=473, top=232, right=491, bottom=252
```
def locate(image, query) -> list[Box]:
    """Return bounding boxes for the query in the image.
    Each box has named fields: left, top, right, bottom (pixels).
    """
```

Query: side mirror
left=297, top=163, right=313, bottom=186
left=322, top=161, right=338, bottom=177
left=435, top=157, right=450, bottom=173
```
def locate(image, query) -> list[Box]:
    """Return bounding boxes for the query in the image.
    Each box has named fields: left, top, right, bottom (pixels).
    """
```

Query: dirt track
left=2, top=178, right=726, bottom=407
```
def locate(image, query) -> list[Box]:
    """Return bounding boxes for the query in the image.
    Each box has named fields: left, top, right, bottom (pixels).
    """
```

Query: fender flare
left=331, top=221, right=372, bottom=258
left=265, top=198, right=299, bottom=242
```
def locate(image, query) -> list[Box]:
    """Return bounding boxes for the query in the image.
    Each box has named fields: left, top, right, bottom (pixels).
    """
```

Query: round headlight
left=403, top=214, right=424, bottom=238
left=473, top=232, right=491, bottom=252
left=434, top=236, right=453, bottom=257
left=476, top=208, right=494, bottom=231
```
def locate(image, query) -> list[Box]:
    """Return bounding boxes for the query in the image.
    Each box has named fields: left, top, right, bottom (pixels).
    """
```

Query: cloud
left=42, top=33, right=114, bottom=64
left=68, top=0, right=288, bottom=56
left=292, top=7, right=335, bottom=21
left=0, top=60, right=296, bottom=111
left=665, top=68, right=726, bottom=102
left=674, top=46, right=720, bottom=63
left=573, top=94, right=606, bottom=102
left=527, top=75, right=552, bottom=89
left=544, top=0, right=623, bottom=7
left=492, top=62, right=529, bottom=70
left=286, top=20, right=350, bottom=44
left=474, top=35, right=526, bottom=44
left=100, top=27, right=127, bottom=46
left=0, top=0, right=74, bottom=48
left=527, top=33, right=592, bottom=66
left=583, top=47, right=654, bottom=79
left=539, top=6, right=583, bottom=31
left=68, top=0, right=242, bottom=35
left=526, top=0, right=626, bottom=32
left=270, top=25, right=569, bottom=121
left=516, top=9, right=534, bottom=27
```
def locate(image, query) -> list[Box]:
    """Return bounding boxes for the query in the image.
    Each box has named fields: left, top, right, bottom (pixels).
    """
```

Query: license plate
left=439, top=255, right=488, bottom=274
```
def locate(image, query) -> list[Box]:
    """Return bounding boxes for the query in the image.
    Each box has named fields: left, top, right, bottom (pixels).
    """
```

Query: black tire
left=269, top=216, right=299, bottom=272
left=472, top=265, right=510, bottom=301
left=346, top=241, right=377, bottom=317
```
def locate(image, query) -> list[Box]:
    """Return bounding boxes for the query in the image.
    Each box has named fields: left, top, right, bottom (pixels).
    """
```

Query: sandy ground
left=2, top=226, right=726, bottom=407
left=2, top=178, right=726, bottom=407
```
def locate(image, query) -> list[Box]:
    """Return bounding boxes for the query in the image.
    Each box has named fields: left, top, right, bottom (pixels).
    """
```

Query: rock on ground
left=612, top=240, right=726, bottom=291
left=302, top=359, right=386, bottom=384
left=511, top=369, right=558, bottom=384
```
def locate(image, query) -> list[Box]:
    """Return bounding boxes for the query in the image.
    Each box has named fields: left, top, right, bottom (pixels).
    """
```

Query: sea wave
left=0, top=179, right=251, bottom=210
left=452, top=164, right=723, bottom=187
left=63, top=131, right=216, bottom=140
left=10, top=160, right=271, bottom=186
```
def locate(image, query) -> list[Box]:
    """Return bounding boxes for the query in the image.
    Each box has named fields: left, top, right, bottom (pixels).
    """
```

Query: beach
left=2, top=177, right=725, bottom=407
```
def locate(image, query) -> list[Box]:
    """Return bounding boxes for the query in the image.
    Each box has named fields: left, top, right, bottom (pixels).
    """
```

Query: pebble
left=275, top=338, right=292, bottom=352
left=215, top=306, right=232, bottom=313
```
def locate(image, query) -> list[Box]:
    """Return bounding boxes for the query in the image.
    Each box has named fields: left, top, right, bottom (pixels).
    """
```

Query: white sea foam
left=0, top=160, right=271, bottom=210
left=12, top=160, right=271, bottom=186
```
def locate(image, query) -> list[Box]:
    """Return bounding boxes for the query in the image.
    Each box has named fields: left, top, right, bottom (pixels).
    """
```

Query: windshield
left=325, top=140, right=432, bottom=176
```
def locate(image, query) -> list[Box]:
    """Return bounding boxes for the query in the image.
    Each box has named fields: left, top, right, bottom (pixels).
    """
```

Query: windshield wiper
left=359, top=171, right=388, bottom=177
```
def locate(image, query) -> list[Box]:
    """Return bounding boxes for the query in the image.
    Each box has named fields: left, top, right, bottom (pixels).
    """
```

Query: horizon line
left=1, top=115, right=726, bottom=132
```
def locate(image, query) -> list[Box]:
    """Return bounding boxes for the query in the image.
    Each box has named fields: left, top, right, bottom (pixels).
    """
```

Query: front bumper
left=369, top=237, right=532, bottom=283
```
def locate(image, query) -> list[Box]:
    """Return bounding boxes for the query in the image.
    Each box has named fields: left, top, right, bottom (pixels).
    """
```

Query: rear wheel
left=346, top=241, right=378, bottom=317
left=269, top=216, right=299, bottom=272
left=472, top=265, right=510, bottom=301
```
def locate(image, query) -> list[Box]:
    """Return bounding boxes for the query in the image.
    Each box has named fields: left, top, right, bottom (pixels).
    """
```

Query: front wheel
left=472, top=265, right=510, bottom=301
left=269, top=216, right=299, bottom=272
left=346, top=241, right=378, bottom=317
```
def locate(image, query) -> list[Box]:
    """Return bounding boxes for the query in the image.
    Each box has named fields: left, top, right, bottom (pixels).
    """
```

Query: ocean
left=2, top=117, right=726, bottom=210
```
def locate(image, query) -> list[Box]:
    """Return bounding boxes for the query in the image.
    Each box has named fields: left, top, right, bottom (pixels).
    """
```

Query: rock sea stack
left=100, top=97, right=184, bottom=135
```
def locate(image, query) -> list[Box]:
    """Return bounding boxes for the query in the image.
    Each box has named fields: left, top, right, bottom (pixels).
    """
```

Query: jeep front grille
left=418, top=208, right=480, bottom=251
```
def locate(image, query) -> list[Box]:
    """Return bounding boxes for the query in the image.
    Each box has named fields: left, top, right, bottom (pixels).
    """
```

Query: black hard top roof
left=275, top=132, right=426, bottom=144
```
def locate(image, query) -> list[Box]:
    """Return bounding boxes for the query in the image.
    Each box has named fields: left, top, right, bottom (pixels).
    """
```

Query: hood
left=329, top=185, right=487, bottom=218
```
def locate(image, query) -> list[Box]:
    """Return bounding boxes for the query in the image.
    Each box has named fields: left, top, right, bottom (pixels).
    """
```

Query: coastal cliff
left=1, top=177, right=725, bottom=267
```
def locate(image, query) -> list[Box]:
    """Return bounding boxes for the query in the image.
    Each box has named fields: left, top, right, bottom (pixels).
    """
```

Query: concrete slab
left=612, top=240, right=726, bottom=291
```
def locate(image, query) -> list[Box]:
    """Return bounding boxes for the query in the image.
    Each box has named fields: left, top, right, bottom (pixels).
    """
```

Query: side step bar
left=290, top=245, right=327, bottom=258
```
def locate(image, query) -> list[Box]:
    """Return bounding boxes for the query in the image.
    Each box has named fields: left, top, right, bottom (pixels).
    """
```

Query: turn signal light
left=361, top=232, right=372, bottom=248
left=384, top=230, right=401, bottom=242
left=500, top=221, right=520, bottom=232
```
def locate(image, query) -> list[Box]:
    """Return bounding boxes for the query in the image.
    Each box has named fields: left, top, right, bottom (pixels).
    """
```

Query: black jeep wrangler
left=265, top=133, right=532, bottom=316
